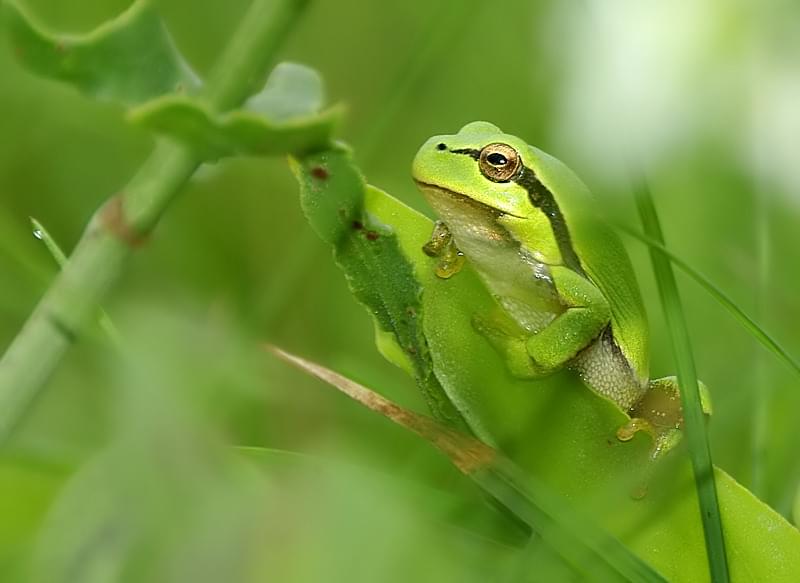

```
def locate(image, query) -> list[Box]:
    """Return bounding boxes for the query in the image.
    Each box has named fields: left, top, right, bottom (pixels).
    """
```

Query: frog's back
left=528, top=146, right=650, bottom=385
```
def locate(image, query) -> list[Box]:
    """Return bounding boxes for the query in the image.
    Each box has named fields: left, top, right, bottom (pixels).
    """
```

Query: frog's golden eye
left=478, top=143, right=521, bottom=182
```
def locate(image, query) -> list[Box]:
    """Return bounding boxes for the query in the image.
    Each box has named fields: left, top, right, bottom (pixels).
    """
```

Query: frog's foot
left=617, top=376, right=712, bottom=498
left=472, top=311, right=552, bottom=378
left=422, top=220, right=451, bottom=257
left=422, top=220, right=465, bottom=279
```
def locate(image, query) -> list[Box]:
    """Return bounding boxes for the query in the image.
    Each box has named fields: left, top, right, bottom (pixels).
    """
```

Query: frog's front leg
left=473, top=265, right=611, bottom=378
left=423, top=220, right=465, bottom=279
left=472, top=308, right=550, bottom=378
left=524, top=265, right=611, bottom=372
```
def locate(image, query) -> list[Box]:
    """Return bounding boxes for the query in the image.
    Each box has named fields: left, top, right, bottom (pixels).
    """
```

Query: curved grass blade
left=266, top=344, right=668, bottom=583
left=633, top=181, right=730, bottom=582
left=616, top=224, right=800, bottom=380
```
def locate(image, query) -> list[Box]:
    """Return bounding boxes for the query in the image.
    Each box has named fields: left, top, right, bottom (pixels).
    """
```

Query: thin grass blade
left=633, top=181, right=730, bottom=582
left=616, top=224, right=800, bottom=380
left=29, top=218, right=122, bottom=347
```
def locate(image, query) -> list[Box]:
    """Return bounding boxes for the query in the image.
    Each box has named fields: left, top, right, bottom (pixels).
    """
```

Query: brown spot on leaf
left=365, top=231, right=379, bottom=241
left=311, top=166, right=329, bottom=180
left=351, top=220, right=363, bottom=230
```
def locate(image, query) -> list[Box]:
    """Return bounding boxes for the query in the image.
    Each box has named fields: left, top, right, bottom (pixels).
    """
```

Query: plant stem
left=0, top=0, right=309, bottom=444
left=633, top=180, right=730, bottom=582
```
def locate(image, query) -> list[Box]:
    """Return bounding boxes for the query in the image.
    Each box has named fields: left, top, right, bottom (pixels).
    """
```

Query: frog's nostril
left=436, top=143, right=447, bottom=151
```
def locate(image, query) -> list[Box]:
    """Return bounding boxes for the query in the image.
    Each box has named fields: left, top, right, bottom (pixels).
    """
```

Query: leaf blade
left=633, top=180, right=730, bottom=582
left=4, top=0, right=200, bottom=105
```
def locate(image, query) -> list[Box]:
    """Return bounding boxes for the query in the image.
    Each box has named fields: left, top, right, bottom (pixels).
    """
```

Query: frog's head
left=412, top=121, right=547, bottom=220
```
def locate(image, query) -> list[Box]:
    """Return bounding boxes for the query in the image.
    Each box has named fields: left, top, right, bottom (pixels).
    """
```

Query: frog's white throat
left=418, top=182, right=563, bottom=334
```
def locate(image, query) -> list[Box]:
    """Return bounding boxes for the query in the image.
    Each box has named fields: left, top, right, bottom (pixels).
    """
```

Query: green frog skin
left=412, top=121, right=711, bottom=466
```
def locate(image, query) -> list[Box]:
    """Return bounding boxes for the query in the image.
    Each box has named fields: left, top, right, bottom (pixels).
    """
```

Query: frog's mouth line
left=413, top=180, right=528, bottom=219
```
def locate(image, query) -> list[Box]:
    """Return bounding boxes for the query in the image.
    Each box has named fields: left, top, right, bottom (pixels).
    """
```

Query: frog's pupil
left=436, top=143, right=447, bottom=151
left=487, top=152, right=507, bottom=166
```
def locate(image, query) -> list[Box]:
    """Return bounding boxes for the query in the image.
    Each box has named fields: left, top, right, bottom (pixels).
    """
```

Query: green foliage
left=1, top=0, right=800, bottom=582
left=270, top=346, right=668, bottom=581
left=618, top=225, right=800, bottom=381
left=292, top=144, right=800, bottom=581
left=4, top=1, right=337, bottom=158
left=291, top=148, right=467, bottom=427
left=4, top=0, right=200, bottom=105
left=130, top=64, right=343, bottom=161
left=634, top=181, right=729, bottom=580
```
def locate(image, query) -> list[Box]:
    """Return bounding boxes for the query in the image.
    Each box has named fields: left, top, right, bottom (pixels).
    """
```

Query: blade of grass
left=616, top=224, right=800, bottom=380
left=633, top=181, right=730, bottom=582
left=266, top=344, right=668, bottom=583
left=30, top=218, right=122, bottom=347
left=752, top=180, right=772, bottom=498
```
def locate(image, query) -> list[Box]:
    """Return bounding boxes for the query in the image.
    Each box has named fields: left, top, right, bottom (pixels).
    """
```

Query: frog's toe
left=616, top=417, right=655, bottom=442
left=435, top=251, right=465, bottom=279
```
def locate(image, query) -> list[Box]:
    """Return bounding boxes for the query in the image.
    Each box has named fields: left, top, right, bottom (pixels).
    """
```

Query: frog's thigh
left=525, top=265, right=611, bottom=372
left=472, top=309, right=547, bottom=378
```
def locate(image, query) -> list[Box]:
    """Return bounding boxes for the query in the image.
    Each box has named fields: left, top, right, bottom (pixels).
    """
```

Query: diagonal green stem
left=0, top=0, right=309, bottom=444
left=633, top=180, right=730, bottom=582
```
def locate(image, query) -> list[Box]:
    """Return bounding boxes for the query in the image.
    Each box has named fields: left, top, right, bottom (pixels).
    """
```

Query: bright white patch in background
left=749, top=67, right=800, bottom=201
left=547, top=1, right=720, bottom=166
left=542, top=0, right=800, bottom=203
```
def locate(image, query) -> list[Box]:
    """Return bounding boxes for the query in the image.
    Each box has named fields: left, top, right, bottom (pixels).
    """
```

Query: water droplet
left=33, top=229, right=43, bottom=240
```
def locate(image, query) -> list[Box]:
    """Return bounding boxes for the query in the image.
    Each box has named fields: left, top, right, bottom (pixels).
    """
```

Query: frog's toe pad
left=616, top=417, right=655, bottom=442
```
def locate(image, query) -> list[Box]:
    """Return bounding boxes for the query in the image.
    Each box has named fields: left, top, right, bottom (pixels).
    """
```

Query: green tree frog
left=412, top=121, right=710, bottom=464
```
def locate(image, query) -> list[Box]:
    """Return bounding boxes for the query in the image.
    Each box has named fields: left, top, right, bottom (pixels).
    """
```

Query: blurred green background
left=1, top=0, right=800, bottom=580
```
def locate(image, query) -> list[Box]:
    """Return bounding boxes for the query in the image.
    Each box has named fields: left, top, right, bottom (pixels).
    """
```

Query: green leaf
left=130, top=64, right=343, bottom=160
left=291, top=145, right=800, bottom=581
left=245, top=61, right=325, bottom=121
left=3, top=0, right=200, bottom=105
left=290, top=147, right=469, bottom=429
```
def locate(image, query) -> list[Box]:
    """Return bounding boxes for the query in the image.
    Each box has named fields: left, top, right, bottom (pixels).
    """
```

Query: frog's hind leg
left=618, top=376, right=713, bottom=460
left=617, top=376, right=712, bottom=497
